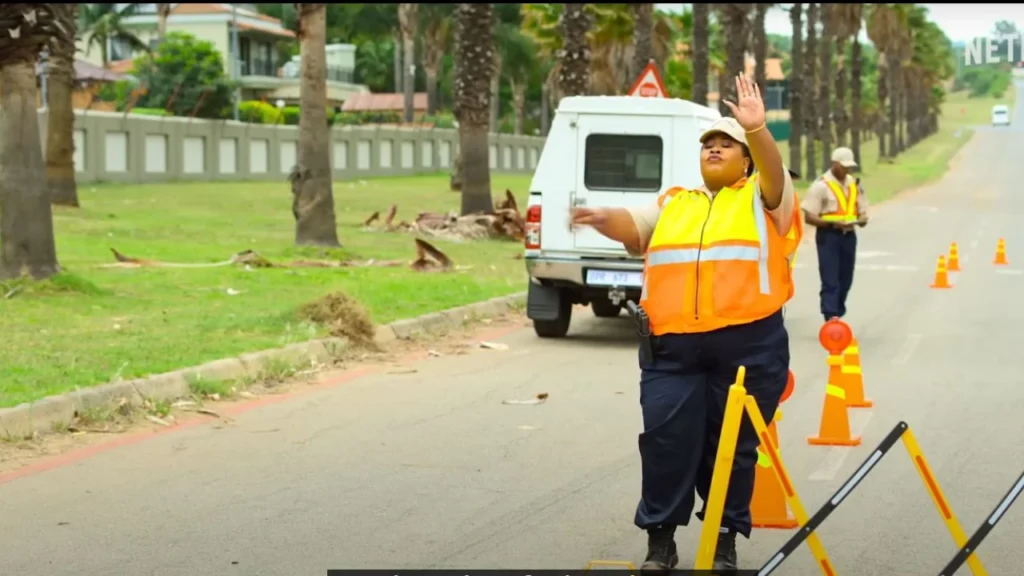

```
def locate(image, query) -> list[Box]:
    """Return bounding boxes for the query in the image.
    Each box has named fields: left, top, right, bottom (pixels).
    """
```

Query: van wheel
left=533, top=297, right=572, bottom=338
left=591, top=298, right=622, bottom=318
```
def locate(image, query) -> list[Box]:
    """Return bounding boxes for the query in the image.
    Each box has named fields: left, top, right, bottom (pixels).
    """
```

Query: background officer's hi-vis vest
left=640, top=175, right=803, bottom=336
left=821, top=178, right=859, bottom=223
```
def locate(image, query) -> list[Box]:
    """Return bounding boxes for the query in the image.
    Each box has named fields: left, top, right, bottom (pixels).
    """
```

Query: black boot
left=640, top=526, right=678, bottom=575
left=712, top=530, right=738, bottom=572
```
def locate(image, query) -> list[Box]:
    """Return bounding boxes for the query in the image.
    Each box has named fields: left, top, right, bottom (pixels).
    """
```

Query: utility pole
left=231, top=4, right=240, bottom=121
left=40, top=48, right=49, bottom=111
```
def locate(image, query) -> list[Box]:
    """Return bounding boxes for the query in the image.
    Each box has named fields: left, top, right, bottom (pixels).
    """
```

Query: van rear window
left=584, top=134, right=663, bottom=192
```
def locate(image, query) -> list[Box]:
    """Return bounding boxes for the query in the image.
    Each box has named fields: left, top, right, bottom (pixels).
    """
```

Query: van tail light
left=525, top=205, right=541, bottom=250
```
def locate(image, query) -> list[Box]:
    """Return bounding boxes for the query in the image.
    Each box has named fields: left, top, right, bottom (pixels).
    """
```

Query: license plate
left=585, top=269, right=643, bottom=288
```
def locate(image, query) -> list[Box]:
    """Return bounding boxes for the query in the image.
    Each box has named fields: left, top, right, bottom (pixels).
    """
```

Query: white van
left=522, top=96, right=722, bottom=338
left=992, top=104, right=1010, bottom=127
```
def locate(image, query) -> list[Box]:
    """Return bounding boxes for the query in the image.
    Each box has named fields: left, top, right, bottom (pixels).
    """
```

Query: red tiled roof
left=237, top=21, right=295, bottom=38
left=342, top=93, right=428, bottom=112
left=171, top=3, right=283, bottom=25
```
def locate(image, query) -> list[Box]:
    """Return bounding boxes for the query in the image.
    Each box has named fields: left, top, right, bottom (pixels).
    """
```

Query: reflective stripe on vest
left=821, top=179, right=859, bottom=223
left=639, top=175, right=802, bottom=335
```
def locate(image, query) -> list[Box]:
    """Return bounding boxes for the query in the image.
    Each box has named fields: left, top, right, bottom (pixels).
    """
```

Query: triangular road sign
left=627, top=61, right=668, bottom=98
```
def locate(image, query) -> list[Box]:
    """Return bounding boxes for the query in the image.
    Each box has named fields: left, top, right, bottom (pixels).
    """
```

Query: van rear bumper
left=525, top=256, right=643, bottom=286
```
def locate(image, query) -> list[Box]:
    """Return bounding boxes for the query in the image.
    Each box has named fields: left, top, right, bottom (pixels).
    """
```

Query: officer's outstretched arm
left=591, top=208, right=643, bottom=254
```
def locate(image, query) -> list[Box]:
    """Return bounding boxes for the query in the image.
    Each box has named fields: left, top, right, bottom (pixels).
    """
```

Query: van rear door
left=571, top=114, right=672, bottom=252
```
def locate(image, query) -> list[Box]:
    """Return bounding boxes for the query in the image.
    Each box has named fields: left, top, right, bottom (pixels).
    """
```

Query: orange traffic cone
left=930, top=255, right=952, bottom=289
left=994, top=238, right=1009, bottom=265
left=841, top=338, right=873, bottom=408
left=808, top=353, right=862, bottom=446
left=947, top=242, right=961, bottom=272
left=752, top=411, right=799, bottom=529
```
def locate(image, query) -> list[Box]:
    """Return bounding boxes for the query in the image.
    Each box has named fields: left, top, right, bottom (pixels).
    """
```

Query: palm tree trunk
left=292, top=4, right=340, bottom=247
left=392, top=29, right=403, bottom=93
left=753, top=4, right=769, bottom=92
left=631, top=3, right=654, bottom=82
left=886, top=54, right=899, bottom=157
left=425, top=66, right=439, bottom=115
left=455, top=3, right=495, bottom=215
left=803, top=3, right=819, bottom=178
left=897, top=72, right=906, bottom=151
left=46, top=4, right=79, bottom=207
left=489, top=53, right=502, bottom=133
left=719, top=5, right=750, bottom=117
left=0, top=17, right=61, bottom=279
left=876, top=59, right=888, bottom=160
left=511, top=79, right=526, bottom=135
left=540, top=83, right=550, bottom=136
left=691, top=4, right=709, bottom=105
left=156, top=3, right=171, bottom=41
left=818, top=3, right=833, bottom=173
left=834, top=36, right=847, bottom=148
left=850, top=35, right=862, bottom=164
left=788, top=3, right=804, bottom=174
left=559, top=4, right=591, bottom=97
left=399, top=4, right=418, bottom=124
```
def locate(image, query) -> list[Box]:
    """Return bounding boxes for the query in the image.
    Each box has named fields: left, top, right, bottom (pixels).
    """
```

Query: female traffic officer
left=570, top=75, right=801, bottom=574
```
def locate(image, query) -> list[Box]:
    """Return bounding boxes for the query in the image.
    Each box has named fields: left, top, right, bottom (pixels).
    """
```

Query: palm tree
left=46, top=4, right=80, bottom=207
left=292, top=4, right=340, bottom=247
left=818, top=3, right=834, bottom=173
left=397, top=3, right=418, bottom=123
left=454, top=3, right=495, bottom=215
left=420, top=4, right=454, bottom=115
left=691, top=3, right=709, bottom=105
left=832, top=5, right=862, bottom=149
left=80, top=3, right=148, bottom=68
left=803, top=2, right=819, bottom=178
left=558, top=4, right=591, bottom=97
left=631, top=3, right=654, bottom=81
left=501, top=27, right=539, bottom=134
left=752, top=4, right=770, bottom=92
left=520, top=4, right=562, bottom=134
left=849, top=7, right=864, bottom=163
left=866, top=4, right=897, bottom=160
left=0, top=4, right=64, bottom=280
left=715, top=4, right=753, bottom=116
left=788, top=3, right=804, bottom=175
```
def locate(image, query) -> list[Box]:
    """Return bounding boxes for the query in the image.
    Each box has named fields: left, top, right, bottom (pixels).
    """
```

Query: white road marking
left=856, top=264, right=920, bottom=272
left=995, top=269, right=1024, bottom=275
left=857, top=251, right=896, bottom=259
left=893, top=334, right=923, bottom=365
left=808, top=411, right=875, bottom=482
left=969, top=238, right=979, bottom=250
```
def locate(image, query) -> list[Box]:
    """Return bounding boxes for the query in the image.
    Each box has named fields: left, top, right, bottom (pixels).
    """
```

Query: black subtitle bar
left=328, top=571, right=758, bottom=576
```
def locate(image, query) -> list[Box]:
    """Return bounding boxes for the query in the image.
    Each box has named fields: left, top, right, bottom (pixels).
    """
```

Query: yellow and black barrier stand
left=694, top=366, right=836, bottom=574
left=755, top=421, right=988, bottom=576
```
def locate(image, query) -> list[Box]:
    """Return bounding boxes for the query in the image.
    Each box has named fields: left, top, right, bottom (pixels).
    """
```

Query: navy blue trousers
left=634, top=311, right=790, bottom=538
left=816, top=227, right=858, bottom=321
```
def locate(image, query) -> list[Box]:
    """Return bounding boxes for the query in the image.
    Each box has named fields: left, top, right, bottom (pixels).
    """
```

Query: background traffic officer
left=801, top=147, right=869, bottom=322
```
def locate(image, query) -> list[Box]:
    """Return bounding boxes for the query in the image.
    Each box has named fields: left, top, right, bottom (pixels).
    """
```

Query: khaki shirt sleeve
left=801, top=180, right=827, bottom=216
left=626, top=202, right=662, bottom=256
left=758, top=170, right=796, bottom=234
left=855, top=179, right=870, bottom=217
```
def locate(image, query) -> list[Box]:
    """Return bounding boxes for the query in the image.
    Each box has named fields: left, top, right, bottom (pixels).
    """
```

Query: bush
left=239, top=100, right=282, bottom=124
left=280, top=105, right=300, bottom=125
left=423, top=112, right=456, bottom=128
left=130, top=107, right=170, bottom=117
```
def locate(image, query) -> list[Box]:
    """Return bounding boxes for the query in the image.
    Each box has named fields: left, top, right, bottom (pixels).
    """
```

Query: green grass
left=0, top=86, right=1012, bottom=409
left=777, top=86, right=1016, bottom=203
left=0, top=173, right=532, bottom=408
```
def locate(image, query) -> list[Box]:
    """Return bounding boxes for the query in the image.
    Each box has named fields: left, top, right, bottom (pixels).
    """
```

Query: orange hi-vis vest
left=821, top=178, right=859, bottom=223
left=639, top=175, right=803, bottom=336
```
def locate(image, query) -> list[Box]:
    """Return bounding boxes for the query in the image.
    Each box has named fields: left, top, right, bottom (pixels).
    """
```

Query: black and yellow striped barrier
left=696, top=368, right=988, bottom=576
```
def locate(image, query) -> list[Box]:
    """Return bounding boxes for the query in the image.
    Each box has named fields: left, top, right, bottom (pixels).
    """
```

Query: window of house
left=239, top=36, right=251, bottom=75
left=583, top=134, right=663, bottom=192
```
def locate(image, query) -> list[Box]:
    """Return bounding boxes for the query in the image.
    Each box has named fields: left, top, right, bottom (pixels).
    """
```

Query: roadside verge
left=0, top=292, right=526, bottom=440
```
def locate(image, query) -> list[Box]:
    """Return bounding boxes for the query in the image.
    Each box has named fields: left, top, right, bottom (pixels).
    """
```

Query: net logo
left=964, top=34, right=1024, bottom=66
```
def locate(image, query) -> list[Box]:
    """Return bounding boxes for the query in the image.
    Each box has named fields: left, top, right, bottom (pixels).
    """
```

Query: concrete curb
left=0, top=292, right=526, bottom=439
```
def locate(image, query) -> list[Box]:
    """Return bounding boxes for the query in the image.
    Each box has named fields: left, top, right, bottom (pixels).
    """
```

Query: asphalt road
left=3, top=88, right=1024, bottom=576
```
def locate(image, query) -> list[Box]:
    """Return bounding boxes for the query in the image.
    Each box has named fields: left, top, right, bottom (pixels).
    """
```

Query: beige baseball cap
left=700, top=117, right=748, bottom=146
left=831, top=147, right=858, bottom=168
left=700, top=117, right=800, bottom=179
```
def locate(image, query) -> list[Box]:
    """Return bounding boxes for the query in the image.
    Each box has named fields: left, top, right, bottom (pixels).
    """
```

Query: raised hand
left=722, top=74, right=766, bottom=132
